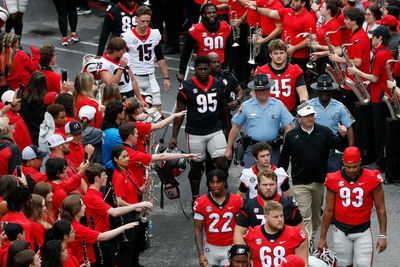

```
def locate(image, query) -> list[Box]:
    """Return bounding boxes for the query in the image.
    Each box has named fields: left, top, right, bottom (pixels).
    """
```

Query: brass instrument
left=384, top=59, right=400, bottom=119
left=306, top=28, right=316, bottom=70
left=284, top=31, right=292, bottom=63
left=342, top=40, right=370, bottom=104
left=229, top=7, right=240, bottom=47
left=325, top=26, right=346, bottom=86
left=248, top=23, right=261, bottom=65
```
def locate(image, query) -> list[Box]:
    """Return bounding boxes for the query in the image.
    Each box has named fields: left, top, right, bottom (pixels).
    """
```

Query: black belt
left=135, top=73, right=153, bottom=77
left=249, top=137, right=282, bottom=148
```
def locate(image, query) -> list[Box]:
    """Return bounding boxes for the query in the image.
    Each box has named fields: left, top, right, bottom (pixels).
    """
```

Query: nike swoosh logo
left=228, top=207, right=233, bottom=210
left=279, top=241, right=286, bottom=244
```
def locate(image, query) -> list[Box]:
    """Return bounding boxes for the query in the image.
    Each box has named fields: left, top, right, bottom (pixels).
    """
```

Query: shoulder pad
left=274, top=167, right=289, bottom=177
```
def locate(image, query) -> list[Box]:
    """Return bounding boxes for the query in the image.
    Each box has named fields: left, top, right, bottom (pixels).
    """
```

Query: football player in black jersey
left=233, top=168, right=305, bottom=245
left=170, top=56, right=230, bottom=204
left=97, top=0, right=144, bottom=56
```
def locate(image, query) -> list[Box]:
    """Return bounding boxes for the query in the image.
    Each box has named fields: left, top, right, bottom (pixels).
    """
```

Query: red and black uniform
left=236, top=194, right=302, bottom=228
left=325, top=168, right=383, bottom=233
left=179, top=21, right=231, bottom=75
left=0, top=135, right=22, bottom=176
left=244, top=225, right=306, bottom=267
left=255, top=63, right=305, bottom=112
left=97, top=1, right=143, bottom=56
left=193, top=192, right=243, bottom=246
left=177, top=76, right=226, bottom=136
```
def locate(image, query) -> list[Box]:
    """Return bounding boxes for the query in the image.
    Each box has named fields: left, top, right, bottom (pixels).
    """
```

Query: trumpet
left=342, top=40, right=370, bottom=104
left=248, top=23, right=261, bottom=65
left=384, top=59, right=400, bottom=119
left=306, top=28, right=316, bottom=70
left=229, top=7, right=240, bottom=47
left=284, top=31, right=292, bottom=63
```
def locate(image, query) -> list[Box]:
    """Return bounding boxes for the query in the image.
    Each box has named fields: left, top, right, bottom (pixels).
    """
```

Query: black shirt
left=236, top=194, right=303, bottom=228
left=279, top=123, right=338, bottom=184
left=213, top=70, right=240, bottom=103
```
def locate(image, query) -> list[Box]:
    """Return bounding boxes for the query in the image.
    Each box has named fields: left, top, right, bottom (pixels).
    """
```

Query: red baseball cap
left=280, top=255, right=305, bottom=267
left=43, top=91, right=59, bottom=106
left=343, top=146, right=361, bottom=164
left=381, top=15, right=397, bottom=28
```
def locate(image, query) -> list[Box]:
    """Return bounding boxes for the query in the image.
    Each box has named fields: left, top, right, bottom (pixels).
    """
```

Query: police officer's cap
left=247, top=74, right=275, bottom=91
left=310, top=73, right=339, bottom=91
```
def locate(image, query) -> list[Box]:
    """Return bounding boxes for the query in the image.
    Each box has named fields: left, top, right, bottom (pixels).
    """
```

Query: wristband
left=379, top=234, right=387, bottom=239
left=118, top=66, right=125, bottom=71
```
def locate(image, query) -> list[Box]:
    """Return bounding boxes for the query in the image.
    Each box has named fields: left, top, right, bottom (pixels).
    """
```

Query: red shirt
left=278, top=8, right=316, bottom=58
left=229, top=0, right=247, bottom=19
left=124, top=144, right=152, bottom=187
left=348, top=28, right=370, bottom=75
left=83, top=188, right=112, bottom=233
left=65, top=142, right=85, bottom=169
left=244, top=225, right=306, bottom=267
left=21, top=165, right=47, bottom=183
left=75, top=95, right=102, bottom=129
left=112, top=169, right=141, bottom=204
left=337, top=6, right=353, bottom=44
left=4, top=111, right=32, bottom=151
left=48, top=173, right=82, bottom=211
left=39, top=67, right=62, bottom=93
left=189, top=21, right=231, bottom=63
left=325, top=168, right=383, bottom=226
left=370, top=46, right=393, bottom=103
left=1, top=212, right=33, bottom=249
left=30, top=220, right=45, bottom=248
left=64, top=247, right=80, bottom=267
left=316, top=18, right=341, bottom=46
left=0, top=241, right=10, bottom=267
left=69, top=221, right=100, bottom=264
left=131, top=121, right=151, bottom=153
left=255, top=63, right=304, bottom=112
left=193, top=192, right=243, bottom=246
left=256, top=0, right=283, bottom=35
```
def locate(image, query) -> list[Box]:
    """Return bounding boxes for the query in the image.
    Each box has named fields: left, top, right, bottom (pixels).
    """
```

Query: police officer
left=308, top=74, right=355, bottom=172
left=225, top=74, right=294, bottom=167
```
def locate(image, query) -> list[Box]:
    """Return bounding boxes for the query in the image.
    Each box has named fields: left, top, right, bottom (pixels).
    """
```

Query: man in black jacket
left=279, top=102, right=344, bottom=242
left=0, top=116, right=22, bottom=176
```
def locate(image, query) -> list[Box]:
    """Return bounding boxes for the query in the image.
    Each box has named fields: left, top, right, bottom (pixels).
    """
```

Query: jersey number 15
left=137, top=44, right=152, bottom=62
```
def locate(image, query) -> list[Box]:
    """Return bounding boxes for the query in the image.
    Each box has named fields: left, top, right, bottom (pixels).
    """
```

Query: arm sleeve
left=97, top=15, right=114, bottom=56
left=239, top=182, right=249, bottom=193
left=179, top=35, right=197, bottom=75
left=22, top=48, right=40, bottom=73
left=155, top=43, right=164, bottom=61
left=295, top=74, right=306, bottom=87
left=280, top=177, right=290, bottom=192
left=61, top=174, right=82, bottom=193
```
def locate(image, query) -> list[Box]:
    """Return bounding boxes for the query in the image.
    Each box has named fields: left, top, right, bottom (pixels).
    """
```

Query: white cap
left=22, top=145, right=47, bottom=160
left=78, top=105, right=96, bottom=121
left=0, top=117, right=9, bottom=132
left=1, top=90, right=15, bottom=104
left=297, top=105, right=316, bottom=117
left=47, top=134, right=73, bottom=148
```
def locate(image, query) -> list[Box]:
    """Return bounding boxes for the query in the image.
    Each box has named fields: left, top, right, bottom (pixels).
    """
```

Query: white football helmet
left=0, top=7, right=9, bottom=26
left=309, top=248, right=337, bottom=267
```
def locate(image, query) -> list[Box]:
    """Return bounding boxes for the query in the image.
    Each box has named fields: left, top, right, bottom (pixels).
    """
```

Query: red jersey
left=256, top=0, right=283, bottom=35
left=75, top=95, right=102, bottom=129
left=112, top=169, right=141, bottom=204
left=69, top=221, right=100, bottom=264
left=123, top=143, right=152, bottom=187
left=20, top=165, right=47, bottom=183
left=189, top=21, right=231, bottom=63
left=278, top=8, right=316, bottom=58
left=0, top=241, right=9, bottom=267
left=83, top=188, right=112, bottom=233
left=131, top=120, right=151, bottom=153
left=255, top=63, right=304, bottom=111
left=193, top=192, right=243, bottom=246
left=370, top=46, right=393, bottom=103
left=244, top=225, right=306, bottom=267
left=4, top=111, right=32, bottom=151
left=325, top=168, right=383, bottom=226
left=316, top=18, right=341, bottom=46
left=229, top=0, right=247, bottom=19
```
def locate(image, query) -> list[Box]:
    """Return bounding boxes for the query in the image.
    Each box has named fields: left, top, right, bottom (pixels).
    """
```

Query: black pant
left=150, top=0, right=184, bottom=49
left=372, top=102, right=390, bottom=169
left=52, top=0, right=78, bottom=37
left=95, top=241, right=116, bottom=267
left=5, top=12, right=23, bottom=42
left=116, top=221, right=147, bottom=267
left=78, top=0, right=90, bottom=9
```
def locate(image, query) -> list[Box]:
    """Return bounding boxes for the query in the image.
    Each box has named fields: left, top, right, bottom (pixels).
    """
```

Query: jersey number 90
left=203, top=36, right=224, bottom=50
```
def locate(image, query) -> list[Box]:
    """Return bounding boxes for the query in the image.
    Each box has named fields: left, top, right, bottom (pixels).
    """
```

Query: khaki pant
left=293, top=182, right=325, bottom=239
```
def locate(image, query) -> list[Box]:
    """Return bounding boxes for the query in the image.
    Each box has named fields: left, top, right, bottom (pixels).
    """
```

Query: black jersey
left=177, top=76, right=226, bottom=136
left=213, top=70, right=239, bottom=103
left=236, top=194, right=302, bottom=228
left=97, top=2, right=143, bottom=56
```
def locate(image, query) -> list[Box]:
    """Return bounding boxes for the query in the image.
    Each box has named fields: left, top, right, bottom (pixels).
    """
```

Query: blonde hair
left=257, top=168, right=277, bottom=184
left=1, top=33, right=18, bottom=77
left=73, top=72, right=95, bottom=115
left=264, top=200, right=283, bottom=215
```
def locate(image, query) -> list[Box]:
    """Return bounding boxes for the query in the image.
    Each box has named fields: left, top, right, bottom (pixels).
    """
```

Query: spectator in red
left=0, top=116, right=22, bottom=175
left=21, top=145, right=48, bottom=183
left=0, top=223, right=25, bottom=267
left=1, top=90, right=32, bottom=151
left=33, top=182, right=55, bottom=225
left=79, top=105, right=103, bottom=164
left=1, top=33, right=40, bottom=90
left=64, top=121, right=85, bottom=169
left=19, top=72, right=47, bottom=146
left=73, top=73, right=103, bottom=129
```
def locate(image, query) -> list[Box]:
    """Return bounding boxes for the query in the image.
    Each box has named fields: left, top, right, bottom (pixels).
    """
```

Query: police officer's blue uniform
left=232, top=97, right=294, bottom=167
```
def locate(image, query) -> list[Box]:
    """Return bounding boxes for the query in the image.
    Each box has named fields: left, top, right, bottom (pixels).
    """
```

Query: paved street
left=19, top=1, right=400, bottom=266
